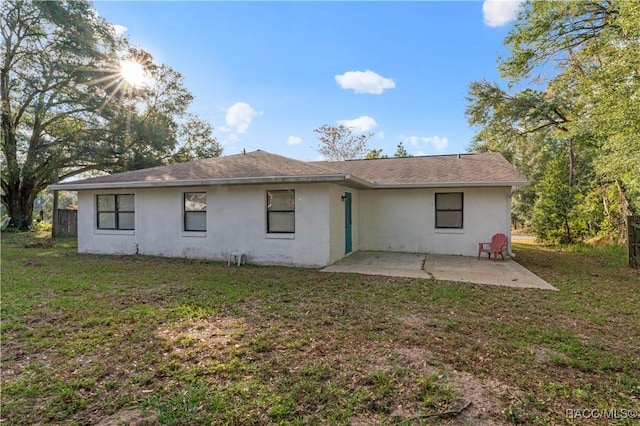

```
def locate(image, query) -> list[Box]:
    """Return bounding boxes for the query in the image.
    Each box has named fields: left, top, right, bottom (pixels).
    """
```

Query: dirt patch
left=449, top=371, right=516, bottom=426
left=24, top=239, right=54, bottom=248
left=529, top=345, right=567, bottom=364
left=94, top=409, right=158, bottom=426
left=392, top=346, right=517, bottom=425
left=156, top=315, right=250, bottom=360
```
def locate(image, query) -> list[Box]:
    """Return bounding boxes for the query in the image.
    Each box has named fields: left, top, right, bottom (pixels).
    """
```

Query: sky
left=93, top=0, right=522, bottom=161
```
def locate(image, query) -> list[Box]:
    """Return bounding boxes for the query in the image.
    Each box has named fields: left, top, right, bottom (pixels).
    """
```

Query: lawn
left=1, top=232, right=639, bottom=425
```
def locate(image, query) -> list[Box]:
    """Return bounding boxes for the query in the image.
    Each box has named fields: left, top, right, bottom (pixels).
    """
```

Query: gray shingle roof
left=314, top=153, right=528, bottom=186
left=49, top=150, right=528, bottom=190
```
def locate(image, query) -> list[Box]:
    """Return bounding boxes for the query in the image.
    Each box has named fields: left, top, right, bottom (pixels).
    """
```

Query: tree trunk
left=616, top=179, right=631, bottom=244
left=563, top=214, right=572, bottom=244
left=567, top=138, right=576, bottom=188
left=2, top=181, right=36, bottom=231
left=52, top=170, right=59, bottom=237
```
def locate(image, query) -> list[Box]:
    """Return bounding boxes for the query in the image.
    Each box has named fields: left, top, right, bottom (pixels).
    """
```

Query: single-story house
left=48, top=150, right=528, bottom=267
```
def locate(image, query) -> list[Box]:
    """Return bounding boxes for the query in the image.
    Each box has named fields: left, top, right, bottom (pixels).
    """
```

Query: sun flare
left=119, top=59, right=146, bottom=87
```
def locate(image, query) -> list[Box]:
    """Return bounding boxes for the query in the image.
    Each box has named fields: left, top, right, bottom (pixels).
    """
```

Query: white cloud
left=335, top=70, right=396, bottom=94
left=378, top=131, right=385, bottom=140
left=406, top=136, right=421, bottom=147
left=112, top=24, right=128, bottom=36
left=482, top=0, right=521, bottom=27
left=287, top=135, right=302, bottom=146
left=423, top=136, right=448, bottom=151
left=225, top=102, right=261, bottom=134
left=403, top=135, right=449, bottom=152
left=338, top=116, right=377, bottom=132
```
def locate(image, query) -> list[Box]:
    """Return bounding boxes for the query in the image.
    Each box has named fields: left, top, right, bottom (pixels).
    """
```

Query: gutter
left=371, top=181, right=530, bottom=189
left=507, top=186, right=518, bottom=258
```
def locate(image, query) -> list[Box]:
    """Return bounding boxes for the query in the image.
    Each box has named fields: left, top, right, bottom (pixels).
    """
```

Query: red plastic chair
left=477, top=233, right=508, bottom=261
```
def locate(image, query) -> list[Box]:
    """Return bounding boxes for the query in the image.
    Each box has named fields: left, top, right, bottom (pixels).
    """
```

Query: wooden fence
left=54, top=209, right=77, bottom=238
left=629, top=216, right=640, bottom=268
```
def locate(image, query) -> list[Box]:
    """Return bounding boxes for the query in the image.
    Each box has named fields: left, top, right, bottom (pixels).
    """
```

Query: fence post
left=629, top=216, right=639, bottom=268
left=52, top=170, right=59, bottom=238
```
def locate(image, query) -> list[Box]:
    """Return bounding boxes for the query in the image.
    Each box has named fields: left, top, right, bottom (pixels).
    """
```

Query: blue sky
left=94, top=1, right=522, bottom=161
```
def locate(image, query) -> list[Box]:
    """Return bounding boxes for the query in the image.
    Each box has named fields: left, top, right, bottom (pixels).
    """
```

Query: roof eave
left=371, top=181, right=530, bottom=189
left=47, top=174, right=375, bottom=191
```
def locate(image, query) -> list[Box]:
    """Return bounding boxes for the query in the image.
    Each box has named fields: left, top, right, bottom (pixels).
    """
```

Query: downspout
left=507, top=186, right=516, bottom=258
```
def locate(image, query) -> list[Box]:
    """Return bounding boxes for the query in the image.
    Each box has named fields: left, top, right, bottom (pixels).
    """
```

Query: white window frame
left=96, top=194, right=135, bottom=230
left=184, top=192, right=207, bottom=232
left=266, top=190, right=295, bottom=234
left=435, top=192, right=463, bottom=229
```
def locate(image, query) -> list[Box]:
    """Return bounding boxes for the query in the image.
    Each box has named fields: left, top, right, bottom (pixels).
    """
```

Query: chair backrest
left=491, top=233, right=508, bottom=250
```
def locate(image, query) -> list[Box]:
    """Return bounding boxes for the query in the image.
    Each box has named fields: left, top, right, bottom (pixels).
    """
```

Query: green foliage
left=466, top=0, right=639, bottom=243
left=394, top=142, right=411, bottom=158
left=1, top=0, right=221, bottom=230
left=532, top=155, right=591, bottom=244
left=365, top=148, right=385, bottom=159
left=417, top=373, right=454, bottom=408
left=30, top=220, right=52, bottom=234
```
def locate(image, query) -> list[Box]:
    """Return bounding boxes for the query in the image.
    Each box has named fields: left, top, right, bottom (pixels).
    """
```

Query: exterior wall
left=77, top=183, right=333, bottom=267
left=76, top=183, right=513, bottom=265
left=78, top=190, right=138, bottom=255
left=328, top=185, right=359, bottom=264
left=358, top=187, right=512, bottom=256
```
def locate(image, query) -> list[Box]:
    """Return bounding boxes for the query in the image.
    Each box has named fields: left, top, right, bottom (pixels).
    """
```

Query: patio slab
left=320, top=251, right=557, bottom=290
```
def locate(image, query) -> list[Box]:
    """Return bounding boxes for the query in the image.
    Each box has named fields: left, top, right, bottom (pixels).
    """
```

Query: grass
left=1, top=231, right=639, bottom=425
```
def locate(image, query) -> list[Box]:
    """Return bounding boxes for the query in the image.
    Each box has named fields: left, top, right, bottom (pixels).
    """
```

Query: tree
left=365, top=149, right=385, bottom=159
left=1, top=0, right=221, bottom=229
left=393, top=142, right=411, bottom=158
left=532, top=156, right=573, bottom=244
left=314, top=124, right=372, bottom=161
left=466, top=0, right=639, bottom=242
left=171, top=115, right=222, bottom=163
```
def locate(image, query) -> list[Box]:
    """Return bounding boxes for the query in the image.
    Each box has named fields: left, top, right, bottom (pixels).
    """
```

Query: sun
left=119, top=59, right=146, bottom=87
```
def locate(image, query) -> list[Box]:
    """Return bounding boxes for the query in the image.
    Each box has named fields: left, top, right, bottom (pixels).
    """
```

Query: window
left=184, top=192, right=207, bottom=231
left=267, top=190, right=295, bottom=233
left=97, top=194, right=135, bottom=230
left=435, top=192, right=463, bottom=229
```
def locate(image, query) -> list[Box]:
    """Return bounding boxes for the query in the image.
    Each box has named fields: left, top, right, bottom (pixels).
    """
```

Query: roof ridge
left=311, top=152, right=497, bottom=165
left=249, top=150, right=348, bottom=174
left=340, top=152, right=494, bottom=162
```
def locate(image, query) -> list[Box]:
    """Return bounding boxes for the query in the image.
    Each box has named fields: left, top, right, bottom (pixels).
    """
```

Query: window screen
left=97, top=194, right=134, bottom=230
left=267, top=190, right=295, bottom=233
left=184, top=192, right=206, bottom=231
left=435, top=192, right=463, bottom=229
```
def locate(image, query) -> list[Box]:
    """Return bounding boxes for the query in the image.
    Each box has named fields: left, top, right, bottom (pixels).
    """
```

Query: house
left=48, top=150, right=528, bottom=267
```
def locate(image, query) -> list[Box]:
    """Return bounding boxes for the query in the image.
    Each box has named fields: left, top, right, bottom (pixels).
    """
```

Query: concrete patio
left=320, top=251, right=557, bottom=290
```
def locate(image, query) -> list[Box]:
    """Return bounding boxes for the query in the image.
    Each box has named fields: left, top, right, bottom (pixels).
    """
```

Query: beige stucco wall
left=77, top=183, right=333, bottom=267
left=358, top=187, right=512, bottom=256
